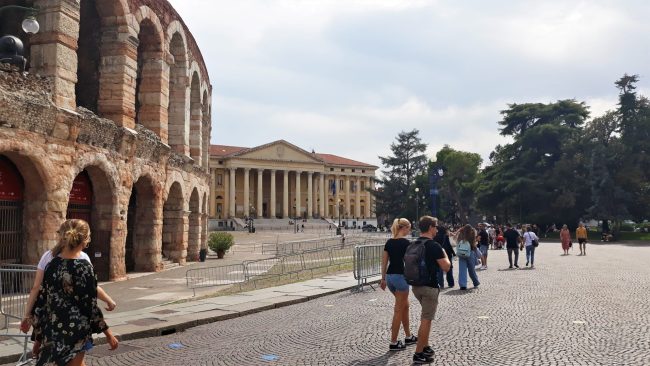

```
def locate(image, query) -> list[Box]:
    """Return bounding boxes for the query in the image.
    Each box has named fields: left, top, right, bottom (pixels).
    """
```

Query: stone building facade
left=0, top=0, right=212, bottom=281
left=208, top=140, right=377, bottom=221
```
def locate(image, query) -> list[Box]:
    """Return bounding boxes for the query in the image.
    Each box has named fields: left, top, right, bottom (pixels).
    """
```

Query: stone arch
left=201, top=90, right=210, bottom=168
left=125, top=173, right=159, bottom=272
left=187, top=188, right=201, bottom=261
left=67, top=164, right=117, bottom=281
left=76, top=0, right=102, bottom=113
left=167, top=25, right=190, bottom=156
left=94, top=0, right=138, bottom=127
left=189, top=72, right=202, bottom=163
left=201, top=191, right=208, bottom=251
left=133, top=6, right=168, bottom=142
left=162, top=181, right=187, bottom=263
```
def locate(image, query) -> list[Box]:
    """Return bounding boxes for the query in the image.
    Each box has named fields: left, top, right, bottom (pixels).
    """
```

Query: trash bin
left=199, top=249, right=207, bottom=262
left=336, top=227, right=342, bottom=235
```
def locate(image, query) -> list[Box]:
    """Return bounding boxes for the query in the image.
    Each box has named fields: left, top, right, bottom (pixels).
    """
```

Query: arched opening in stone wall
left=66, top=168, right=114, bottom=281
left=125, top=175, right=157, bottom=272
left=350, top=199, right=355, bottom=219
left=135, top=18, right=165, bottom=139
left=187, top=188, right=200, bottom=261
left=201, top=192, right=208, bottom=251
left=162, top=182, right=185, bottom=263
left=0, top=156, right=24, bottom=263
left=0, top=0, right=31, bottom=70
left=201, top=90, right=210, bottom=168
left=189, top=72, right=202, bottom=163
left=75, top=0, right=101, bottom=113
left=167, top=32, right=188, bottom=156
left=328, top=198, right=334, bottom=219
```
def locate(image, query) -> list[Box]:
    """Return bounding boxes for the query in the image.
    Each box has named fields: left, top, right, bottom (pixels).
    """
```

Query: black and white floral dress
left=32, top=257, right=108, bottom=366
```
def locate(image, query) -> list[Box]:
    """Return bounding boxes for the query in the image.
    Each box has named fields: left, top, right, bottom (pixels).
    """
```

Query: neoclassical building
left=208, top=141, right=378, bottom=221
left=0, top=0, right=211, bottom=280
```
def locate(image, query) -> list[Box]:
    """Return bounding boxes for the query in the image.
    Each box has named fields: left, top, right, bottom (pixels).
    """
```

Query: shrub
left=208, top=232, right=234, bottom=253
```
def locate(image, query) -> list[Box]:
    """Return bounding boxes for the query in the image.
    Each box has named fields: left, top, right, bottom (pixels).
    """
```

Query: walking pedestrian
left=31, top=219, right=118, bottom=365
left=434, top=226, right=455, bottom=289
left=523, top=226, right=539, bottom=268
left=560, top=224, right=572, bottom=255
left=477, top=223, right=490, bottom=269
left=408, top=216, right=450, bottom=364
left=504, top=223, right=521, bottom=269
left=454, top=224, right=480, bottom=290
left=576, top=223, right=588, bottom=256
left=380, top=218, right=417, bottom=351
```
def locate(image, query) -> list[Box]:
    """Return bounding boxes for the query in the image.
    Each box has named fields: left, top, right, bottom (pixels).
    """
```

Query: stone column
left=366, top=177, right=373, bottom=217
left=283, top=170, right=289, bottom=218
left=243, top=168, right=250, bottom=217
left=257, top=168, right=264, bottom=218
left=307, top=172, right=313, bottom=218
left=30, top=0, right=80, bottom=110
left=270, top=170, right=276, bottom=218
left=334, top=175, right=340, bottom=218
left=319, top=174, right=326, bottom=218
left=355, top=176, right=361, bottom=218
left=344, top=175, right=350, bottom=217
left=295, top=171, right=302, bottom=218
left=229, top=168, right=236, bottom=218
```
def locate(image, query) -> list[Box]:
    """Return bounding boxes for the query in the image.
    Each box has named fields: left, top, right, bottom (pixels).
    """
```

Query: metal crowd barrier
left=0, top=264, right=37, bottom=363
left=352, top=244, right=384, bottom=291
left=185, top=244, right=355, bottom=295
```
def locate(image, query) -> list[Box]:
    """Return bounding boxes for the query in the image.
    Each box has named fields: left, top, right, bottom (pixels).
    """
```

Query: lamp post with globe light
left=0, top=6, right=40, bottom=71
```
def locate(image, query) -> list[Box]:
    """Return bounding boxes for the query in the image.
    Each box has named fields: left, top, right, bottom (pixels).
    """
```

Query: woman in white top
left=20, top=233, right=116, bottom=333
left=523, top=225, right=539, bottom=268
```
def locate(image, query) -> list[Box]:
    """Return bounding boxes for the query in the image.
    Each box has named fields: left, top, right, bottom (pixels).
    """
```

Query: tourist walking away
left=478, top=223, right=490, bottom=269
left=31, top=219, right=119, bottom=366
left=576, top=223, right=588, bottom=256
left=523, top=226, right=539, bottom=268
left=560, top=224, right=572, bottom=255
left=404, top=216, right=450, bottom=364
left=21, top=231, right=116, bottom=334
left=454, top=224, right=480, bottom=290
left=380, top=218, right=417, bottom=351
left=434, top=226, right=455, bottom=288
left=504, top=223, right=522, bottom=268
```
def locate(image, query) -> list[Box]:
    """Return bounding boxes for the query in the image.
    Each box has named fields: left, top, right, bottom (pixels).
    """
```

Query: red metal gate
left=0, top=157, right=24, bottom=264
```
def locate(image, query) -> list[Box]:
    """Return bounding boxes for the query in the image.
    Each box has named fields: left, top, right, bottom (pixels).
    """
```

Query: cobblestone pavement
left=60, top=244, right=650, bottom=365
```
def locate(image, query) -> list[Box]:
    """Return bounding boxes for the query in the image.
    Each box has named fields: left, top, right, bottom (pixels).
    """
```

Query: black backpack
left=403, top=239, right=431, bottom=286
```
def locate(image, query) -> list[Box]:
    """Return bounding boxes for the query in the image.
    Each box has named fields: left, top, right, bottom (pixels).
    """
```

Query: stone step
left=161, top=259, right=180, bottom=271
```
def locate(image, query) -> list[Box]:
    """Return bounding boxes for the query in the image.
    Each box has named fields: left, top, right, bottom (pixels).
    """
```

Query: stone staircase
left=161, top=257, right=180, bottom=270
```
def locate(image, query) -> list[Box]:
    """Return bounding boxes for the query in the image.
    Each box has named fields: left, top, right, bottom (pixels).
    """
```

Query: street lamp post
left=429, top=168, right=444, bottom=219
left=0, top=6, right=40, bottom=72
left=336, top=199, right=343, bottom=235
left=415, top=187, right=420, bottom=222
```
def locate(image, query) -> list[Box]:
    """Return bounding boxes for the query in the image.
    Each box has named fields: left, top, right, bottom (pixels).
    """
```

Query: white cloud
left=168, top=0, right=650, bottom=169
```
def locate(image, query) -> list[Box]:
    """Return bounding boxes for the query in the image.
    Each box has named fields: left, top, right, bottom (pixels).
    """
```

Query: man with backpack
left=403, top=216, right=451, bottom=364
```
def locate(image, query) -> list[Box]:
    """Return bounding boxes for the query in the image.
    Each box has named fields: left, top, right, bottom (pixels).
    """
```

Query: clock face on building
left=276, top=146, right=285, bottom=158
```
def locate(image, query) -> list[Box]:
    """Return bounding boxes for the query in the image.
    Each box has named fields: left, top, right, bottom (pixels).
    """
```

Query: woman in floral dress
left=32, top=219, right=118, bottom=366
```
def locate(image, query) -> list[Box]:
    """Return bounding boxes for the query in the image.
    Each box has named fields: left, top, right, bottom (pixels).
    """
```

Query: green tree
left=372, top=129, right=428, bottom=220
left=434, top=146, right=482, bottom=225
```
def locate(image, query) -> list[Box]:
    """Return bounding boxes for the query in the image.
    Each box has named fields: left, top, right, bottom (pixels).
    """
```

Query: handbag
left=569, top=241, right=573, bottom=248
left=532, top=239, right=539, bottom=247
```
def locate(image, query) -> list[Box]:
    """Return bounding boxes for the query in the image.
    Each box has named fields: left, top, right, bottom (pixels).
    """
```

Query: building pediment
left=231, top=140, right=323, bottom=164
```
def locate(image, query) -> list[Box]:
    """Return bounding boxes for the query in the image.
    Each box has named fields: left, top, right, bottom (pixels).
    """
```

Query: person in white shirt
left=523, top=225, right=539, bottom=268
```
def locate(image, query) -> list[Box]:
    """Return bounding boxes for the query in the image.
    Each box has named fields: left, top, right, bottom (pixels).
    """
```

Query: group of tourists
left=20, top=219, right=119, bottom=366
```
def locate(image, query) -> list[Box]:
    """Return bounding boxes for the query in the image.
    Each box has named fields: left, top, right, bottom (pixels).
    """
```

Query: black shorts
left=578, top=238, right=587, bottom=244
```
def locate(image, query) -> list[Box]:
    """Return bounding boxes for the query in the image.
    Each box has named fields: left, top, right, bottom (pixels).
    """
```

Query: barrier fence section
left=0, top=264, right=36, bottom=363
left=185, top=244, right=356, bottom=295
left=352, top=244, right=384, bottom=291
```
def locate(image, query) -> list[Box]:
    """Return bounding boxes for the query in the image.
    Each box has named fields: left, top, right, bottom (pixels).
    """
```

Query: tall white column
left=334, top=175, right=340, bottom=218
left=307, top=172, right=313, bottom=218
left=295, top=171, right=302, bottom=218
left=270, top=170, right=276, bottom=218
left=367, top=177, right=373, bottom=217
left=257, top=168, right=264, bottom=218
left=355, top=176, right=361, bottom=218
left=344, top=175, right=350, bottom=218
left=243, top=168, right=250, bottom=217
left=229, top=167, right=236, bottom=218
left=283, top=170, right=289, bottom=218
left=319, top=174, right=325, bottom=218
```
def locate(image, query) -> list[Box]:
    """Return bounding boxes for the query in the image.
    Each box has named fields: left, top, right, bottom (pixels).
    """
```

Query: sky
left=167, top=0, right=650, bottom=169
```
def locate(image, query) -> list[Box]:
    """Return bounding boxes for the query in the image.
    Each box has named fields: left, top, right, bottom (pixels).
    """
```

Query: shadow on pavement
left=349, top=351, right=400, bottom=366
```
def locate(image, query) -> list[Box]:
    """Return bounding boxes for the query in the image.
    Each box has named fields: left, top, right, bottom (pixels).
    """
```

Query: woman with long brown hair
left=454, top=224, right=480, bottom=290
left=31, top=219, right=118, bottom=365
left=380, top=218, right=417, bottom=351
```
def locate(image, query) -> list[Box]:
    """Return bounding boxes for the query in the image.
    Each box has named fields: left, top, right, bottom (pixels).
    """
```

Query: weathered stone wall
left=0, top=66, right=210, bottom=280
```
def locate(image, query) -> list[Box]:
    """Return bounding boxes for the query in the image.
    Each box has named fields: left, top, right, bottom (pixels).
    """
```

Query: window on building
left=218, top=160, right=223, bottom=165
left=217, top=203, right=223, bottom=213
left=362, top=169, right=365, bottom=173
left=216, top=174, right=223, bottom=186
left=361, top=181, right=366, bottom=190
left=341, top=168, right=345, bottom=172
left=330, top=168, right=334, bottom=171
left=352, top=169, right=355, bottom=172
left=351, top=182, right=356, bottom=193
left=339, top=179, right=344, bottom=191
